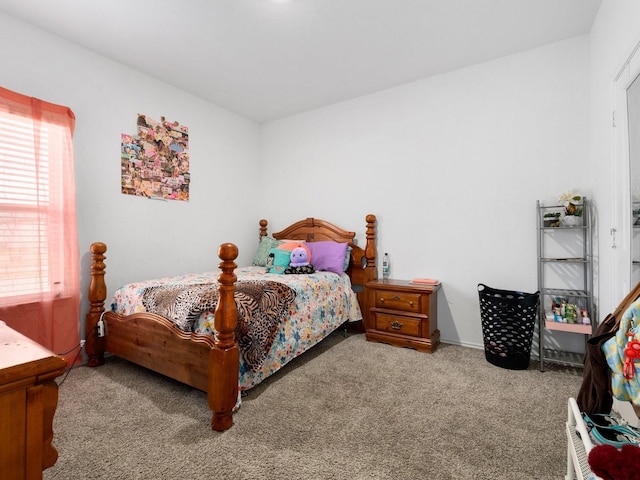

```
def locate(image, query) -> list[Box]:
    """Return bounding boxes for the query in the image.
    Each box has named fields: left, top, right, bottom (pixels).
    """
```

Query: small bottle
left=382, top=253, right=390, bottom=279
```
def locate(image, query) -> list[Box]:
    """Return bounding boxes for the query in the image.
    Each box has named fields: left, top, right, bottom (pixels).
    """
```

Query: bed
left=84, top=214, right=377, bottom=431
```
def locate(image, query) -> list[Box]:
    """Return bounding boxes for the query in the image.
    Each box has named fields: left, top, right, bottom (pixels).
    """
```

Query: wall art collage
left=121, top=114, right=190, bottom=201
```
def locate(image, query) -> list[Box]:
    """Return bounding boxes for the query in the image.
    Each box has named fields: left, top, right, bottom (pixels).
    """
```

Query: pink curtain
left=0, top=87, right=79, bottom=365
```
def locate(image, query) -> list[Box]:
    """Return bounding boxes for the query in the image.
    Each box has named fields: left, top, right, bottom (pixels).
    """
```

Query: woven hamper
left=478, top=283, right=539, bottom=370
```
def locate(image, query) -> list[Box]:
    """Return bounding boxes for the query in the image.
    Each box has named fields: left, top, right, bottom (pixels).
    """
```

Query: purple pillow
left=307, top=241, right=348, bottom=274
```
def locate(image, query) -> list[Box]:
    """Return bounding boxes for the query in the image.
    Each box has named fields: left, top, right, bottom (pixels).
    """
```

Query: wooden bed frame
left=85, top=214, right=377, bottom=431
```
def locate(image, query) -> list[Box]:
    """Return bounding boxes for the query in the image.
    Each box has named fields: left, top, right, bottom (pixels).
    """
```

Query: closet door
left=613, top=44, right=640, bottom=302
left=629, top=74, right=640, bottom=287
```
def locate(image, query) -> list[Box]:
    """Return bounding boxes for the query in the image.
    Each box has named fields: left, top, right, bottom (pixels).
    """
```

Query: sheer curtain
left=0, top=86, right=79, bottom=364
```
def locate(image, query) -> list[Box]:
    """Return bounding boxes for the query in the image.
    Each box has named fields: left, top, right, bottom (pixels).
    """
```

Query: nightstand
left=364, top=279, right=440, bottom=353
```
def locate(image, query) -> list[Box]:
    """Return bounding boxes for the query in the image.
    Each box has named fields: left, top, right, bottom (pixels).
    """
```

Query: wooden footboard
left=85, top=242, right=240, bottom=431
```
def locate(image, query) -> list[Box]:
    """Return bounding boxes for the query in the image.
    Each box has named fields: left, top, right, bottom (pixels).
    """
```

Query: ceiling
left=0, top=0, right=602, bottom=123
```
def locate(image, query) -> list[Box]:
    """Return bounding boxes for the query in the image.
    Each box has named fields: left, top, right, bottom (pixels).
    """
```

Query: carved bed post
left=85, top=242, right=107, bottom=367
left=208, top=242, right=239, bottom=432
left=259, top=219, right=268, bottom=238
left=364, top=214, right=377, bottom=280
left=358, top=214, right=377, bottom=331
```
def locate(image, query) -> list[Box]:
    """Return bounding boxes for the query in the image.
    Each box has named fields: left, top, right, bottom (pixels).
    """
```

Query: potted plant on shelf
left=559, top=192, right=583, bottom=227
left=543, top=211, right=561, bottom=227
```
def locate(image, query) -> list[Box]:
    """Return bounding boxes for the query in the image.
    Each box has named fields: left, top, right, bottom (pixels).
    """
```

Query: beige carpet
left=44, top=333, right=582, bottom=479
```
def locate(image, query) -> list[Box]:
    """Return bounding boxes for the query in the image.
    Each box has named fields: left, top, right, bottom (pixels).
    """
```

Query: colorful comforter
left=109, top=266, right=362, bottom=390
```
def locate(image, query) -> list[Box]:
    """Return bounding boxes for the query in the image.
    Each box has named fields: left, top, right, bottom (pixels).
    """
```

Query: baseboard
left=441, top=338, right=483, bottom=350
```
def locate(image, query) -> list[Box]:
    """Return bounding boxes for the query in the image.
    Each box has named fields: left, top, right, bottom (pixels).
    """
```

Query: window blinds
left=0, top=112, right=53, bottom=298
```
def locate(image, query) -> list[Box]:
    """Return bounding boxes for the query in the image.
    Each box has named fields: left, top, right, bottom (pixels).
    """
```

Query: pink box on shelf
left=545, top=320, right=591, bottom=334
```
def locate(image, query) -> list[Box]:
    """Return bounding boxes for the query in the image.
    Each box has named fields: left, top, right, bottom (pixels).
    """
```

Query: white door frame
left=613, top=42, right=640, bottom=303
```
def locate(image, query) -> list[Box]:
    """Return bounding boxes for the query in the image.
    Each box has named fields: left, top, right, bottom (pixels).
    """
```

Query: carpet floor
left=44, top=332, right=582, bottom=479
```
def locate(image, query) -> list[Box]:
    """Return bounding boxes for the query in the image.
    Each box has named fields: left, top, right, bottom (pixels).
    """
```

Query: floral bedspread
left=109, top=266, right=362, bottom=390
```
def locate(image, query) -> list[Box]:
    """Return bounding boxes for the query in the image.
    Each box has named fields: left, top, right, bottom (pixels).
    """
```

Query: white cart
left=566, top=397, right=602, bottom=480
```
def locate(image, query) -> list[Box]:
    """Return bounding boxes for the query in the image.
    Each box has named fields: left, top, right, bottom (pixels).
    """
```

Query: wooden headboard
left=258, top=214, right=378, bottom=311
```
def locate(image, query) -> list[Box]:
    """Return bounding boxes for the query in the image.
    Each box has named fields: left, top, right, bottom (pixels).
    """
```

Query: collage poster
left=121, top=114, right=190, bottom=201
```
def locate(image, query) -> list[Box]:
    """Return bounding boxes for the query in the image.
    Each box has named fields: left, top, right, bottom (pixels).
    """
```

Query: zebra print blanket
left=141, top=280, right=296, bottom=372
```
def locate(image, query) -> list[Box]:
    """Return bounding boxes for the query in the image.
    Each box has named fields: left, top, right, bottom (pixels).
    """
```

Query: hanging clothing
left=603, top=300, right=640, bottom=405
left=577, top=281, right=640, bottom=414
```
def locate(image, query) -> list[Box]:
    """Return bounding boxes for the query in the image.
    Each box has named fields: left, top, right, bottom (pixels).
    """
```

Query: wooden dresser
left=0, top=321, right=66, bottom=480
left=365, top=279, right=440, bottom=353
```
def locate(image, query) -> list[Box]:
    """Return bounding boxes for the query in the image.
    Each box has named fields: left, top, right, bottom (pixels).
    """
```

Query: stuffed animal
left=285, top=247, right=315, bottom=274
left=289, top=247, right=310, bottom=267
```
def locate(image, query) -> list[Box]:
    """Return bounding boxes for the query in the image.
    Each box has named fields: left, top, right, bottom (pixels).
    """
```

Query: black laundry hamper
left=478, top=283, right=539, bottom=370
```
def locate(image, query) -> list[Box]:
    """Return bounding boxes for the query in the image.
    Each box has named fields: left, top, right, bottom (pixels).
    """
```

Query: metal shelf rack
left=536, top=198, right=595, bottom=371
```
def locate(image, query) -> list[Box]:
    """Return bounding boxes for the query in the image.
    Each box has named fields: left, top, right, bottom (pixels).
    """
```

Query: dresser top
left=366, top=279, right=441, bottom=292
left=0, top=321, right=66, bottom=373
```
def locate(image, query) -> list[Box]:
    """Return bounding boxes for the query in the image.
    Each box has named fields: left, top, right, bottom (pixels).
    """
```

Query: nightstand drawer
left=373, top=312, right=421, bottom=337
left=373, top=290, right=423, bottom=313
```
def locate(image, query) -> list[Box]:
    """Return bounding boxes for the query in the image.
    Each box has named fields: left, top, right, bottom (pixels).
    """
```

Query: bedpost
left=85, top=242, right=107, bottom=367
left=364, top=214, right=377, bottom=280
left=358, top=214, right=378, bottom=331
left=259, top=219, right=268, bottom=238
left=208, top=242, right=239, bottom=432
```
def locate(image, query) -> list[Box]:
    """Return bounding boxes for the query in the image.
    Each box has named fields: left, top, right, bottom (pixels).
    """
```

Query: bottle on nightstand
left=382, top=253, right=390, bottom=279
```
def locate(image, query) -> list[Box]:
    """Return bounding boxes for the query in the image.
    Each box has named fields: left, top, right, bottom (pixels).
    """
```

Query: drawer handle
left=380, top=297, right=385, bottom=302
left=393, top=295, right=400, bottom=300
left=390, top=321, right=403, bottom=330
left=408, top=301, right=414, bottom=306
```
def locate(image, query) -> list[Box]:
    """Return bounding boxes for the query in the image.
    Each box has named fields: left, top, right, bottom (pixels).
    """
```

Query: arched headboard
left=260, top=214, right=378, bottom=310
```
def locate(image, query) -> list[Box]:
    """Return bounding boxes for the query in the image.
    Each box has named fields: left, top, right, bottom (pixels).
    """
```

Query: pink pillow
left=307, top=241, right=348, bottom=274
left=277, top=241, right=311, bottom=263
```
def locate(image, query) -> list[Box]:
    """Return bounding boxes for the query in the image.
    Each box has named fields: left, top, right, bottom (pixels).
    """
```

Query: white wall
left=589, top=0, right=640, bottom=317
left=260, top=37, right=591, bottom=348
left=2, top=9, right=614, bottom=351
left=0, top=13, right=263, bottom=339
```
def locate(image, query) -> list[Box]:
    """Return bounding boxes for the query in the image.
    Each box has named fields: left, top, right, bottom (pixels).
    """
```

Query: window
left=1, top=113, right=59, bottom=299
left=0, top=86, right=79, bottom=358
